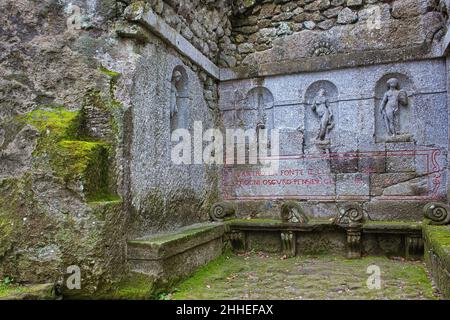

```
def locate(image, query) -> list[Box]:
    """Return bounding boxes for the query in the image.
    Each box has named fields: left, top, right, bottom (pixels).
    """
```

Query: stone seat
left=127, top=223, right=225, bottom=286
left=226, top=219, right=424, bottom=259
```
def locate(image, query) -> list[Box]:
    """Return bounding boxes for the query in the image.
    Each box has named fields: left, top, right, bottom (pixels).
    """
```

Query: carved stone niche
left=242, top=87, right=274, bottom=130
left=170, top=65, right=189, bottom=130
left=423, top=202, right=450, bottom=225
left=209, top=201, right=236, bottom=222
left=304, top=80, right=338, bottom=150
left=280, top=231, right=296, bottom=258
left=374, top=73, right=414, bottom=143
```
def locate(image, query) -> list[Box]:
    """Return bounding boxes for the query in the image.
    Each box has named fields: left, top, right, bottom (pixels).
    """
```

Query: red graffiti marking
left=222, top=149, right=445, bottom=202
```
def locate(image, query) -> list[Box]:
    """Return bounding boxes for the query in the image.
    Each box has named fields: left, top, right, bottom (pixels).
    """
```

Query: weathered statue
left=380, top=78, right=408, bottom=137
left=312, top=89, right=334, bottom=141
left=170, top=70, right=182, bottom=119
left=256, top=90, right=267, bottom=130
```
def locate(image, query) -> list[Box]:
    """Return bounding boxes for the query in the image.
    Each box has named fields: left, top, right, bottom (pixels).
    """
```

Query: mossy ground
left=0, top=284, right=28, bottom=298
left=171, top=252, right=438, bottom=300
left=64, top=272, right=156, bottom=300
left=0, top=283, right=54, bottom=299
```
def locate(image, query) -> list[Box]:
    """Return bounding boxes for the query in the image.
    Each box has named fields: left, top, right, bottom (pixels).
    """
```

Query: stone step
left=127, top=223, right=225, bottom=286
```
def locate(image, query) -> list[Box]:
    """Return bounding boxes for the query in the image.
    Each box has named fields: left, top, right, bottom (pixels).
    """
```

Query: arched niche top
left=304, top=80, right=338, bottom=105
left=171, top=65, right=189, bottom=97
left=244, top=86, right=274, bottom=110
left=374, top=72, right=414, bottom=100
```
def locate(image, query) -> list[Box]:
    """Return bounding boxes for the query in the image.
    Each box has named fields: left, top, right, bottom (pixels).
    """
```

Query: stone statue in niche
left=256, top=90, right=267, bottom=130
left=311, top=88, right=334, bottom=143
left=380, top=78, right=409, bottom=140
left=170, top=70, right=182, bottom=119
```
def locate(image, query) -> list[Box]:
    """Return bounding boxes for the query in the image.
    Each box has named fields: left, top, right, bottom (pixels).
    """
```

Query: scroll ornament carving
left=209, top=202, right=236, bottom=222
left=424, top=202, right=450, bottom=225
left=334, top=204, right=364, bottom=226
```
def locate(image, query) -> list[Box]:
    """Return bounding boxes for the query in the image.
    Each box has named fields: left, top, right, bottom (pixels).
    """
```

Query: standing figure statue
left=312, top=88, right=334, bottom=141
left=380, top=78, right=408, bottom=137
left=170, top=70, right=182, bottom=119
left=256, top=90, right=267, bottom=130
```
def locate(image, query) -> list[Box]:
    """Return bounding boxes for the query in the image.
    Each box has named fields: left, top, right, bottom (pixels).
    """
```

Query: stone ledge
left=362, top=221, right=423, bottom=235
left=227, top=219, right=423, bottom=234
left=220, top=45, right=439, bottom=81
left=228, top=219, right=337, bottom=232
left=127, top=223, right=225, bottom=261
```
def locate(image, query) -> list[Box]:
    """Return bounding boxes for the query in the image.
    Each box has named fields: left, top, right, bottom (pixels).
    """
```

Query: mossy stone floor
left=171, top=252, right=439, bottom=300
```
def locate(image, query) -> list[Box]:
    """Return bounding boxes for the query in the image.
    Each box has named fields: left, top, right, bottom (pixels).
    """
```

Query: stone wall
left=221, top=0, right=448, bottom=67
left=0, top=0, right=129, bottom=294
left=0, top=0, right=228, bottom=291
left=219, top=59, right=448, bottom=221
left=125, top=33, right=222, bottom=237
left=138, top=0, right=233, bottom=65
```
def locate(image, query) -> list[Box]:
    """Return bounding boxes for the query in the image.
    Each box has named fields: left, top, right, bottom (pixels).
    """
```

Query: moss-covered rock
left=0, top=105, right=125, bottom=294
left=423, top=224, right=450, bottom=298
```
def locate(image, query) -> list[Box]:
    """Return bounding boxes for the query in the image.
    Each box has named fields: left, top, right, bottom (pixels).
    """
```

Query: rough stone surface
left=1, top=0, right=450, bottom=299
left=227, top=0, right=447, bottom=67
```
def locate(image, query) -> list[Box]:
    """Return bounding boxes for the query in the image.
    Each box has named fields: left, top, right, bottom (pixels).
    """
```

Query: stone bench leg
left=281, top=231, right=296, bottom=258
left=346, top=228, right=362, bottom=259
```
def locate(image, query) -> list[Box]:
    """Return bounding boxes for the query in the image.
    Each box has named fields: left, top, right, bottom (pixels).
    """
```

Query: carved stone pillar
left=405, top=235, right=424, bottom=260
left=281, top=231, right=296, bottom=257
left=346, top=227, right=362, bottom=259
left=229, top=230, right=246, bottom=253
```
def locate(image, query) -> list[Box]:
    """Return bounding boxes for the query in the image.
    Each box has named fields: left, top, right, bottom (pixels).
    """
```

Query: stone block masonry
left=226, top=0, right=448, bottom=67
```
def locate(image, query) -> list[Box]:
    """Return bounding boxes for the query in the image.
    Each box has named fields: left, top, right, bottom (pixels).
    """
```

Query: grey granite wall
left=219, top=59, right=448, bottom=221
left=126, top=37, right=221, bottom=237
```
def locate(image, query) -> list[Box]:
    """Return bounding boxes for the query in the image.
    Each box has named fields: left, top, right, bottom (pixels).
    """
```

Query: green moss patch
left=19, top=107, right=118, bottom=202
left=24, top=108, right=80, bottom=139
left=0, top=284, right=28, bottom=299
left=0, top=283, right=54, bottom=300
left=423, top=225, right=450, bottom=268
left=54, top=140, right=112, bottom=202
left=109, top=272, right=156, bottom=300
left=64, top=272, right=156, bottom=300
